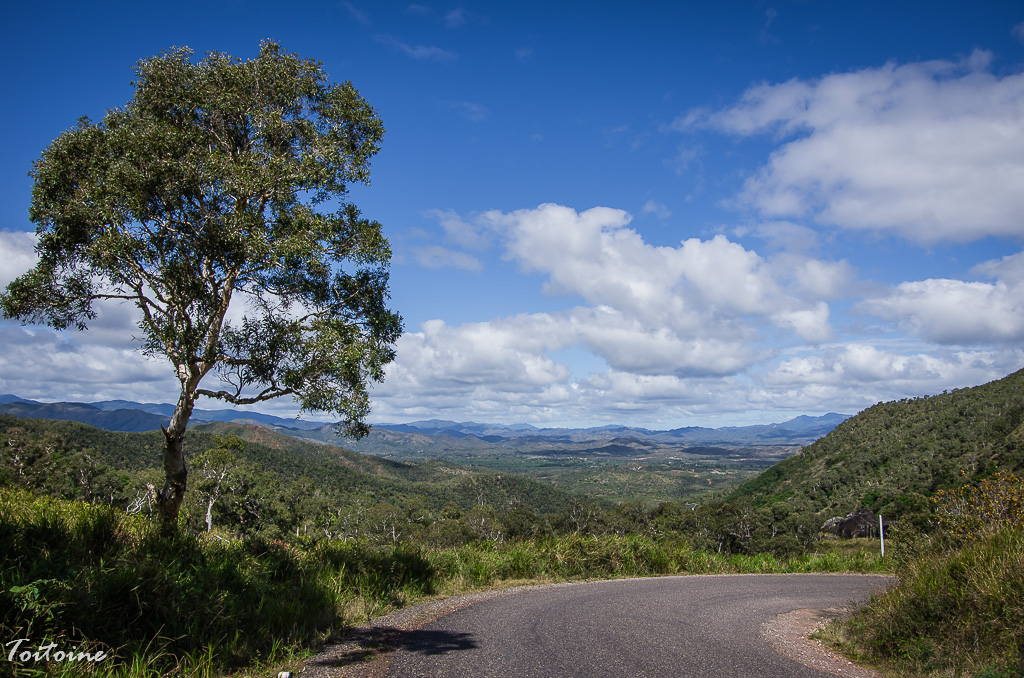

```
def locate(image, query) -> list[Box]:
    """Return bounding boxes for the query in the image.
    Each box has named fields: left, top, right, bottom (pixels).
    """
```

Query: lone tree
left=1, top=42, right=402, bottom=525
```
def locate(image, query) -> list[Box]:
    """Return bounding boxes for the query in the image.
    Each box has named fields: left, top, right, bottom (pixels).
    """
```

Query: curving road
left=379, top=574, right=889, bottom=678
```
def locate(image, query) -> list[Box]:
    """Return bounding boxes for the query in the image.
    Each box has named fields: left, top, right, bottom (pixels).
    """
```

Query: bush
left=830, top=473, right=1024, bottom=677
left=0, top=489, right=343, bottom=675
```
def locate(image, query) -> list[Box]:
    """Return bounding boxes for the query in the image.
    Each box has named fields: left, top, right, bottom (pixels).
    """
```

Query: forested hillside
left=729, top=368, right=1024, bottom=522
left=0, top=415, right=581, bottom=542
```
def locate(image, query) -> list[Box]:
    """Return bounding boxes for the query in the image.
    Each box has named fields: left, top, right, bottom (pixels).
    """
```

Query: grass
left=820, top=523, right=1024, bottom=678
left=0, top=487, right=888, bottom=677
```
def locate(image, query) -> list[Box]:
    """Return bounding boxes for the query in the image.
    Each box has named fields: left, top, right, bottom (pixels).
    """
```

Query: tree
left=190, top=434, right=244, bottom=533
left=1, top=42, right=402, bottom=525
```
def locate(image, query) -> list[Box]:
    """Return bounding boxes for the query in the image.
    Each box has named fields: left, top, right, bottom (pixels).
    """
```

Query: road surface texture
left=304, top=574, right=891, bottom=678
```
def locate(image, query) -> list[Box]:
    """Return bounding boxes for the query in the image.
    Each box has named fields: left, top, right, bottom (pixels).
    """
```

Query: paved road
left=383, top=574, right=889, bottom=678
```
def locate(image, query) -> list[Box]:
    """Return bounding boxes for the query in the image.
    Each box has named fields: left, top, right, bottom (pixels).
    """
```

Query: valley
left=0, top=393, right=845, bottom=504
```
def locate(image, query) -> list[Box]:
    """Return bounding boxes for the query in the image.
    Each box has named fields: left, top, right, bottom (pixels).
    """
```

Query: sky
left=1, top=1, right=1023, bottom=429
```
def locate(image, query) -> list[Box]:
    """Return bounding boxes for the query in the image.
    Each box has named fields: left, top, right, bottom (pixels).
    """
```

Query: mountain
left=0, top=394, right=850, bottom=448
left=0, top=398, right=328, bottom=432
left=92, top=399, right=327, bottom=430
left=728, top=368, right=1024, bottom=521
left=0, top=394, right=37, bottom=405
left=0, top=401, right=169, bottom=432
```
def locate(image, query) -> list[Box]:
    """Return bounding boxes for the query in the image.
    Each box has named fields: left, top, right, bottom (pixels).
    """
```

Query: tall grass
left=425, top=533, right=886, bottom=590
left=827, top=523, right=1024, bottom=677
left=0, top=488, right=887, bottom=676
left=0, top=489, right=433, bottom=676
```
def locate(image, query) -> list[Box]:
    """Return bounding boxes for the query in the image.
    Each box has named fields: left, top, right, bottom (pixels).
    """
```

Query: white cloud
left=684, top=50, right=1024, bottom=243
left=368, top=204, right=872, bottom=422
left=769, top=343, right=1020, bottom=389
left=860, top=278, right=1024, bottom=345
left=424, top=208, right=491, bottom=249
left=374, top=35, right=456, bottom=61
left=0, top=323, right=176, bottom=403
left=479, top=204, right=844, bottom=343
left=0, top=230, right=39, bottom=288
left=972, top=250, right=1024, bottom=286
left=856, top=248, right=1024, bottom=346
left=641, top=200, right=672, bottom=219
left=373, top=315, right=572, bottom=399
left=412, top=245, right=483, bottom=271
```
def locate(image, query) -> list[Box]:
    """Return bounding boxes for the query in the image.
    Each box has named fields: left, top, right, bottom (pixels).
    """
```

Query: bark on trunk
left=156, top=392, right=194, bottom=526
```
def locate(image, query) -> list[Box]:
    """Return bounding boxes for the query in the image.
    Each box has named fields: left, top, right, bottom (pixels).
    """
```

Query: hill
left=0, top=414, right=582, bottom=534
left=728, top=367, right=1024, bottom=521
left=0, top=398, right=850, bottom=504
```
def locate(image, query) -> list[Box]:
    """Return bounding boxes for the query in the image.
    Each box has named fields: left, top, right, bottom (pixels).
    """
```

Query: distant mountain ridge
left=0, top=394, right=849, bottom=440
left=370, top=412, right=850, bottom=444
left=0, top=395, right=325, bottom=432
left=0, top=394, right=850, bottom=455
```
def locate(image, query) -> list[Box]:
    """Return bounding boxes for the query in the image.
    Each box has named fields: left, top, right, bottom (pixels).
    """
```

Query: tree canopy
left=1, top=41, right=402, bottom=522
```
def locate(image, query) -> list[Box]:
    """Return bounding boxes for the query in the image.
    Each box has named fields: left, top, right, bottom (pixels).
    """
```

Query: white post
left=879, top=514, right=885, bottom=557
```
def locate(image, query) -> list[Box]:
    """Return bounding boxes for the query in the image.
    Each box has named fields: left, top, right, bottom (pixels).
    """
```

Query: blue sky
left=2, top=1, right=1023, bottom=428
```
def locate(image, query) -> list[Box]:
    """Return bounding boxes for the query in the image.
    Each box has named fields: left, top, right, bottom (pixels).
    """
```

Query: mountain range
left=0, top=394, right=849, bottom=451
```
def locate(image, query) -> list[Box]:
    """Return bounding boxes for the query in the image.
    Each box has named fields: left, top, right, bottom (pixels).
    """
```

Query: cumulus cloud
left=760, top=344, right=1024, bottom=414
left=479, top=204, right=844, bottom=343
left=367, top=203, right=876, bottom=422
left=426, top=208, right=491, bottom=250
left=769, top=344, right=1022, bottom=390
left=681, top=50, right=1024, bottom=243
left=0, top=322, right=176, bottom=403
left=0, top=230, right=38, bottom=288
left=372, top=315, right=572, bottom=403
left=859, top=277, right=1024, bottom=346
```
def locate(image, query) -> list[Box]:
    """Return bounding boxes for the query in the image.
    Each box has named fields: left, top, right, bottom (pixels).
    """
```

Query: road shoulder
left=761, top=607, right=882, bottom=678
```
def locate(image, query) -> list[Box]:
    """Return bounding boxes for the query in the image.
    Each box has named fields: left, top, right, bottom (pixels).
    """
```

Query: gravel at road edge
left=760, top=607, right=882, bottom=678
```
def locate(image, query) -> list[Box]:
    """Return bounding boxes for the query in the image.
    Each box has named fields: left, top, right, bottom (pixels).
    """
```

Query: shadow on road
left=307, top=626, right=478, bottom=670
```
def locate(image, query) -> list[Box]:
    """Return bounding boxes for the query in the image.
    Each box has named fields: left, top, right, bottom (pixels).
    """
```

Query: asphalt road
left=382, top=574, right=889, bottom=678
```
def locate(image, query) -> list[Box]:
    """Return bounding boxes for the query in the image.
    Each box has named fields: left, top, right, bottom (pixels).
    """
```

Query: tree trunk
left=156, top=392, right=194, bottom=526
left=205, top=497, right=215, bottom=532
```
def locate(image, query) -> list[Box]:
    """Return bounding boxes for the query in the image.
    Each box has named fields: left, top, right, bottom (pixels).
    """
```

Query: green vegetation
left=4, top=366, right=1024, bottom=676
left=0, top=42, right=401, bottom=524
left=821, top=472, right=1024, bottom=677
left=0, top=487, right=885, bottom=677
left=422, top=452, right=771, bottom=506
left=729, top=368, right=1024, bottom=526
left=0, top=414, right=582, bottom=540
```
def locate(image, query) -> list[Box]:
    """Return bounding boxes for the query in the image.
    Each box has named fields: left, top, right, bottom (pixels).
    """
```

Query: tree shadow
left=307, top=626, right=478, bottom=669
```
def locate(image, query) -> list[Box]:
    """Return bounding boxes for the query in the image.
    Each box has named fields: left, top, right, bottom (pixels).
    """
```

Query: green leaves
left=3, top=42, right=400, bottom=523
left=2, top=41, right=399, bottom=438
